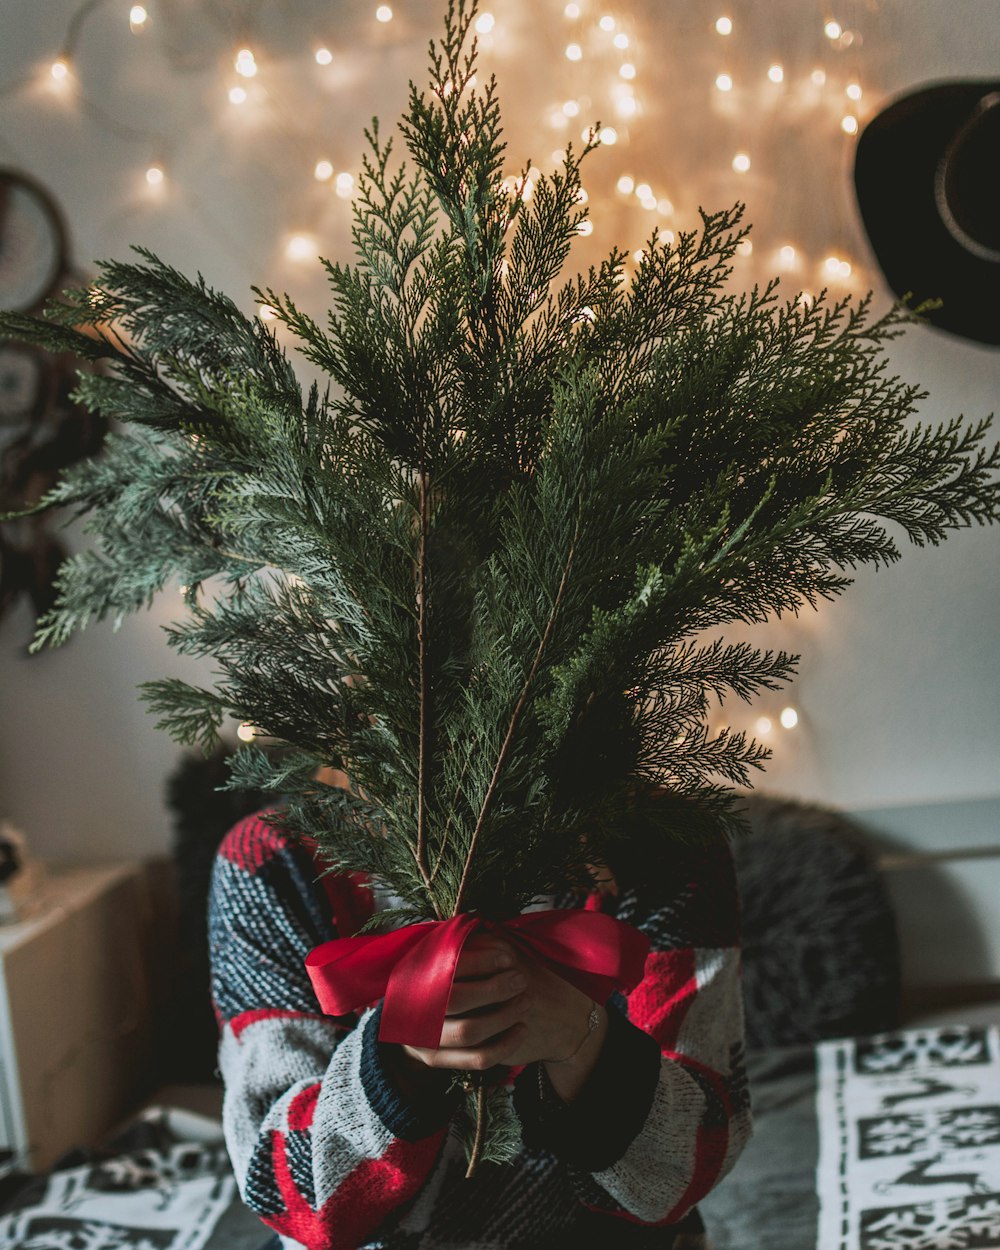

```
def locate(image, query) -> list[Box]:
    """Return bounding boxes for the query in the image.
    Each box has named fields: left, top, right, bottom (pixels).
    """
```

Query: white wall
left=1, top=1, right=997, bottom=900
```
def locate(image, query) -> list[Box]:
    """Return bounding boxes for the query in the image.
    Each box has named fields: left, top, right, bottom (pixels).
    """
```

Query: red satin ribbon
left=305, top=908, right=651, bottom=1048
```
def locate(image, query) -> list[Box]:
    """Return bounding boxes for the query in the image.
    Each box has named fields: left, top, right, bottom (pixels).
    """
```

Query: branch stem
left=452, top=523, right=579, bottom=915
left=465, top=1079, right=488, bottom=1179
left=415, top=469, right=434, bottom=893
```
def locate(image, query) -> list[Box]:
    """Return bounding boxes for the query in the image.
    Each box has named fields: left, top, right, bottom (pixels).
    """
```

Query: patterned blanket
left=701, top=1024, right=1000, bottom=1250
left=0, top=1107, right=268, bottom=1250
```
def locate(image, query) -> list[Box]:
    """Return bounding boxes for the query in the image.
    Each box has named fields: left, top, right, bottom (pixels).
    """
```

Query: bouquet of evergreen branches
left=2, top=0, right=997, bottom=1169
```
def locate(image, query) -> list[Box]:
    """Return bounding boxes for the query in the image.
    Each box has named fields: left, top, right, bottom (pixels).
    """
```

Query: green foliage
left=1, top=0, right=997, bottom=934
left=451, top=1077, right=524, bottom=1172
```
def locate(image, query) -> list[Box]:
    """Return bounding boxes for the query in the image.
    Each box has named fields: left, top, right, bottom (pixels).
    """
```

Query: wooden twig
left=415, top=468, right=433, bottom=892
left=465, top=1078, right=488, bottom=1179
left=452, top=522, right=580, bottom=915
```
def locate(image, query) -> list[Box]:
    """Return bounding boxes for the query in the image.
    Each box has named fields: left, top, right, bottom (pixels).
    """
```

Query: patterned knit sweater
left=208, top=812, right=751, bottom=1250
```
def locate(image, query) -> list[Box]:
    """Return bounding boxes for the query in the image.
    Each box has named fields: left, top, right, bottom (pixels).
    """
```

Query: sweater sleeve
left=208, top=813, right=457, bottom=1250
left=514, top=837, right=752, bottom=1227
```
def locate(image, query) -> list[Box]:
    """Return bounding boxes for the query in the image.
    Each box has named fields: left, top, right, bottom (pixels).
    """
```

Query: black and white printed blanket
left=701, top=1024, right=1000, bottom=1250
left=0, top=1107, right=268, bottom=1250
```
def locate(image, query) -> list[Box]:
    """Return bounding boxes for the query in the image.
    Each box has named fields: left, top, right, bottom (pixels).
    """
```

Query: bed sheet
left=701, top=1023, right=1000, bottom=1250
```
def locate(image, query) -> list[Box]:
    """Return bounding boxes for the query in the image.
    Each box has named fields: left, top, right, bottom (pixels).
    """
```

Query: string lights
left=10, top=0, right=871, bottom=391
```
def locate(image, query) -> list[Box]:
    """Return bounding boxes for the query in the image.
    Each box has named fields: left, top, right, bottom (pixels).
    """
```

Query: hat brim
left=854, top=79, right=1000, bottom=347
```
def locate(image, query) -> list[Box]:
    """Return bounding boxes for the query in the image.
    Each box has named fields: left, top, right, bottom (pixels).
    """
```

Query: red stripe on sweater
left=267, top=1127, right=444, bottom=1250
left=660, top=1048, right=734, bottom=1219
left=306, top=859, right=375, bottom=937
left=627, top=949, right=697, bottom=1051
left=287, top=1083, right=320, bottom=1132
left=229, top=1007, right=332, bottom=1040
left=217, top=812, right=282, bottom=871
left=662, top=1122, right=731, bottom=1224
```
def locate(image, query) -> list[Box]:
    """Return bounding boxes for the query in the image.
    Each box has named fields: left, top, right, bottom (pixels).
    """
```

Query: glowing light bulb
left=551, top=147, right=567, bottom=163
left=129, top=5, right=148, bottom=30
left=237, top=723, right=257, bottom=742
left=732, top=152, right=751, bottom=173
left=614, top=32, right=629, bottom=49
left=617, top=174, right=635, bottom=194
left=661, top=229, right=675, bottom=245
left=235, top=48, right=257, bottom=77
left=716, top=73, right=733, bottom=91
left=657, top=197, right=674, bottom=215
left=846, top=82, right=863, bottom=100
left=811, top=68, right=827, bottom=86
left=619, top=62, right=636, bottom=80
left=286, top=235, right=316, bottom=261
left=599, top=125, right=618, bottom=145
left=633, top=248, right=645, bottom=263
left=315, top=47, right=333, bottom=65
left=576, top=187, right=589, bottom=204
left=824, top=255, right=852, bottom=279
left=779, top=707, right=799, bottom=729
left=779, top=244, right=797, bottom=267
left=577, top=220, right=594, bottom=236
left=737, top=239, right=753, bottom=256
left=566, top=43, right=582, bottom=60
left=335, top=171, right=355, bottom=197
left=635, top=182, right=652, bottom=200
left=475, top=12, right=495, bottom=33
left=754, top=716, right=773, bottom=735
left=564, top=2, right=580, bottom=16
left=841, top=114, right=859, bottom=135
left=375, top=5, right=393, bottom=22
left=798, top=291, right=815, bottom=308
left=767, top=64, right=784, bottom=83
left=715, top=16, right=733, bottom=35
left=563, top=99, right=580, bottom=116
left=824, top=19, right=842, bottom=39
left=616, top=94, right=638, bottom=118
left=599, top=15, right=616, bottom=31
left=258, top=304, right=278, bottom=320
left=315, top=160, right=334, bottom=181
left=228, top=85, right=247, bottom=104
left=145, top=164, right=164, bottom=185
left=50, top=58, right=70, bottom=80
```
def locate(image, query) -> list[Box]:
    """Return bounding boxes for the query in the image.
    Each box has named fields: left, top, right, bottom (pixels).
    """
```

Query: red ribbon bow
left=305, top=908, right=651, bottom=1048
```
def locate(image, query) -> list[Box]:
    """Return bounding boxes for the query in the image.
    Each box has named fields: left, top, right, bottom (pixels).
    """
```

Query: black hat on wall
left=854, top=80, right=1000, bottom=348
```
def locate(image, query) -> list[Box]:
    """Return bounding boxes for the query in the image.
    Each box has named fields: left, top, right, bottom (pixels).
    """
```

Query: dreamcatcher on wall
left=0, top=168, right=106, bottom=632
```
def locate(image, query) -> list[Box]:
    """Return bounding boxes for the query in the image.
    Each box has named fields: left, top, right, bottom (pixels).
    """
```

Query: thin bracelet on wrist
left=548, top=1001, right=601, bottom=1064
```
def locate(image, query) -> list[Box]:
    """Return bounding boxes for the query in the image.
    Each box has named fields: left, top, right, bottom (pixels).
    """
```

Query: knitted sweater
left=208, top=812, right=751, bottom=1250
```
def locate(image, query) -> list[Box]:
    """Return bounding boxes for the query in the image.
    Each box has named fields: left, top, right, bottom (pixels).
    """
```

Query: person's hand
left=396, top=934, right=607, bottom=1103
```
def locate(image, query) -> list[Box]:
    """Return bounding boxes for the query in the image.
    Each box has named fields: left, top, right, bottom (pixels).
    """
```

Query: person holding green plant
left=208, top=803, right=748, bottom=1249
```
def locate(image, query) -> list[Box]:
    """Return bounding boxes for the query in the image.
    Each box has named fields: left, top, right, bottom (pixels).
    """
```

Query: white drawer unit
left=0, top=862, right=155, bottom=1174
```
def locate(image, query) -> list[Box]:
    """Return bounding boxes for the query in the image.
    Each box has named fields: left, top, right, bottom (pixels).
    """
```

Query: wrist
left=385, top=1042, right=443, bottom=1098
left=543, top=1003, right=608, bottom=1104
